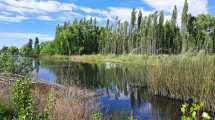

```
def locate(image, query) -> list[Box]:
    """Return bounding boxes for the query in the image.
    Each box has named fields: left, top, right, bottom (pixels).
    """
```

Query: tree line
left=0, top=37, right=40, bottom=57
left=50, top=0, right=215, bottom=55
left=1, top=0, right=215, bottom=56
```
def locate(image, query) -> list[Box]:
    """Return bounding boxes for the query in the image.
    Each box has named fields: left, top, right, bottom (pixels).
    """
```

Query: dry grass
left=0, top=77, right=97, bottom=120
left=32, top=81, right=97, bottom=120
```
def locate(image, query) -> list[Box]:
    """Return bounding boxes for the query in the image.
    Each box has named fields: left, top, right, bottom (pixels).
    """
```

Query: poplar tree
left=181, top=0, right=189, bottom=52
left=34, top=37, right=40, bottom=55
left=137, top=10, right=142, bottom=31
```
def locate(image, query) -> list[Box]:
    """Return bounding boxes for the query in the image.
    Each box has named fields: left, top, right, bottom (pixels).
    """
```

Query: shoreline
left=0, top=74, right=98, bottom=120
left=40, top=53, right=215, bottom=65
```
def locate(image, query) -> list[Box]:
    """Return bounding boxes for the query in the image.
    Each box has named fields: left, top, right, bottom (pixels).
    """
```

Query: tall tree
left=171, top=5, right=177, bottom=26
left=34, top=37, right=40, bottom=55
left=158, top=11, right=164, bottom=53
left=137, top=10, right=142, bottom=31
left=182, top=0, right=189, bottom=32
left=130, top=8, right=137, bottom=31
left=171, top=6, right=178, bottom=53
left=181, top=0, right=189, bottom=52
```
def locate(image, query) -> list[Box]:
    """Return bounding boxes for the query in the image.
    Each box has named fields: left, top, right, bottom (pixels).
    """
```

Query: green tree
left=20, top=39, right=33, bottom=57
left=181, top=0, right=189, bottom=52
left=34, top=37, right=40, bottom=55
left=130, top=8, right=136, bottom=30
left=137, top=10, right=142, bottom=31
left=40, top=41, right=56, bottom=55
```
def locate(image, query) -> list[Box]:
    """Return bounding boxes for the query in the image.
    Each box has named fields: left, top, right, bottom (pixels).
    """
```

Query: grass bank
left=42, top=53, right=215, bottom=65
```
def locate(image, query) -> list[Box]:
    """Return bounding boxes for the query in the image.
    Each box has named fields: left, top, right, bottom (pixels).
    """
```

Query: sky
left=0, top=0, right=214, bottom=48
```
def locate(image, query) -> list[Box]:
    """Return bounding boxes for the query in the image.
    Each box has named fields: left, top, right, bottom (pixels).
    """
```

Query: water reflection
left=32, top=58, right=181, bottom=120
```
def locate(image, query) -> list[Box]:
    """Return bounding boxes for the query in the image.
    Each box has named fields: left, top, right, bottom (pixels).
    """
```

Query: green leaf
left=202, top=112, right=211, bottom=120
left=191, top=111, right=196, bottom=118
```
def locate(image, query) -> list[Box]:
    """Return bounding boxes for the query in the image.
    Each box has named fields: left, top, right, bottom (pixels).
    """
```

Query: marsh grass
left=143, top=54, right=215, bottom=111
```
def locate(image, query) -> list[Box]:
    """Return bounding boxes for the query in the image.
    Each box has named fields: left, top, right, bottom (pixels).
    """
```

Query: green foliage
left=0, top=46, right=19, bottom=56
left=43, top=0, right=214, bottom=56
left=0, top=52, right=14, bottom=72
left=2, top=0, right=213, bottom=56
left=54, top=18, right=99, bottom=55
left=20, top=39, right=33, bottom=57
left=12, top=77, right=52, bottom=120
left=40, top=41, right=56, bottom=55
left=181, top=102, right=211, bottom=120
left=0, top=102, right=16, bottom=120
left=13, top=77, right=33, bottom=120
left=128, top=115, right=137, bottom=120
left=34, top=37, right=40, bottom=56
left=92, top=112, right=103, bottom=120
left=182, top=0, right=189, bottom=32
left=91, top=112, right=138, bottom=120
left=0, top=51, right=33, bottom=74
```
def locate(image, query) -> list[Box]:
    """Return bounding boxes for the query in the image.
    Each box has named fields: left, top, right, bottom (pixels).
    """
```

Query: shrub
left=181, top=102, right=211, bottom=120
left=13, top=77, right=33, bottom=120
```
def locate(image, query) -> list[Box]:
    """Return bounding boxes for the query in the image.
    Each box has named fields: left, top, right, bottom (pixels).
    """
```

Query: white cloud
left=85, top=15, right=107, bottom=22
left=0, top=32, right=53, bottom=40
left=0, top=15, right=28, bottom=22
left=142, top=0, right=208, bottom=26
left=0, top=0, right=79, bottom=22
left=37, top=15, right=55, bottom=21
left=58, top=11, right=83, bottom=22
left=107, top=7, right=152, bottom=22
left=0, top=32, right=54, bottom=48
left=79, top=7, right=153, bottom=22
left=142, top=0, right=208, bottom=16
left=0, top=0, right=76, bottom=14
left=188, top=0, right=208, bottom=16
left=80, top=7, right=108, bottom=15
left=1, top=11, right=13, bottom=16
left=105, top=7, right=132, bottom=21
left=80, top=7, right=132, bottom=21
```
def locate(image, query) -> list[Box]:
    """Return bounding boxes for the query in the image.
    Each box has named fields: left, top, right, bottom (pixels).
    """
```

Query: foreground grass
left=0, top=74, right=97, bottom=120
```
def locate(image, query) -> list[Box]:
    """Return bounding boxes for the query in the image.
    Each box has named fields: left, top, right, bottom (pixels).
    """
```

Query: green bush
left=181, top=102, right=211, bottom=120
left=13, top=77, right=33, bottom=120
left=92, top=112, right=102, bottom=120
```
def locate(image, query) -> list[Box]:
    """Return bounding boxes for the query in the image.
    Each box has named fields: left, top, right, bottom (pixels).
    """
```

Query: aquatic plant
left=181, top=102, right=211, bottom=120
left=128, top=115, right=137, bottom=120
left=92, top=112, right=103, bottom=120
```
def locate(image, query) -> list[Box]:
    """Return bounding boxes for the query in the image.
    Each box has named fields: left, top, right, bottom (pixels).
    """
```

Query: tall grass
left=141, top=54, right=215, bottom=111
left=32, top=82, right=97, bottom=120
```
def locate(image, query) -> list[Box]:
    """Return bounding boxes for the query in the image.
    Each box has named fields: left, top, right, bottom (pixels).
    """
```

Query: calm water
left=31, top=58, right=181, bottom=120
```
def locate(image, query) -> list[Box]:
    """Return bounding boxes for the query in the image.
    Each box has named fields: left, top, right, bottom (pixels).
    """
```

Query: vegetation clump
left=13, top=77, right=33, bottom=120
left=181, top=102, right=211, bottom=120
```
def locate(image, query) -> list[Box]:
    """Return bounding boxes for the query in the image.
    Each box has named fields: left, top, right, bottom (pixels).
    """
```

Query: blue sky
left=0, top=0, right=214, bottom=48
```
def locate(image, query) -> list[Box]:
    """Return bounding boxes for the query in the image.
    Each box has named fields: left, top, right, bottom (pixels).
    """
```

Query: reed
left=32, top=82, right=97, bottom=120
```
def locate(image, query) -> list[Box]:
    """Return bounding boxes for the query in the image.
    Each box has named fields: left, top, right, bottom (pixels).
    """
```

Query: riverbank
left=42, top=52, right=215, bottom=65
left=0, top=73, right=97, bottom=120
